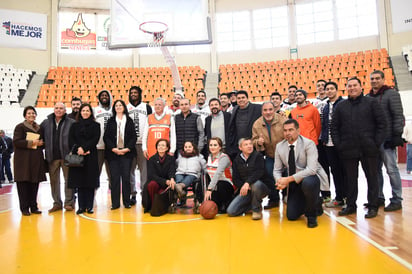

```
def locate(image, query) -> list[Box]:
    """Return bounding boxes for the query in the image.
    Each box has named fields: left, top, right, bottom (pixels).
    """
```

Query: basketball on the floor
left=199, top=200, right=218, bottom=219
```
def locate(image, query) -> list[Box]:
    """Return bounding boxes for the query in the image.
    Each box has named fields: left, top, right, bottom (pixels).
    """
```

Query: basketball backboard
left=108, top=0, right=212, bottom=49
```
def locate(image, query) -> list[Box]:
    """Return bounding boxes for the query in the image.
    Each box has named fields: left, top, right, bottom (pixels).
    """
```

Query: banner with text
left=390, top=0, right=412, bottom=33
left=0, top=9, right=47, bottom=50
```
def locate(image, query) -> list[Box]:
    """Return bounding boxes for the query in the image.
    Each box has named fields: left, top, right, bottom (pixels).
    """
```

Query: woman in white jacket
left=175, top=141, right=206, bottom=199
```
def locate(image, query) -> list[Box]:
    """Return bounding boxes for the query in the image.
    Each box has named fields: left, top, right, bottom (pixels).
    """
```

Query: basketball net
left=139, top=21, right=183, bottom=93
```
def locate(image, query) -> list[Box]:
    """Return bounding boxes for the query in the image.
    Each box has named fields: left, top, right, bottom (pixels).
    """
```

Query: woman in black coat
left=103, top=100, right=137, bottom=210
left=142, top=138, right=176, bottom=212
left=68, top=103, right=100, bottom=214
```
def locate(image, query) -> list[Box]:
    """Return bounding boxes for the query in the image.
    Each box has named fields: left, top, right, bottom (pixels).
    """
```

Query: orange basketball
left=199, top=200, right=218, bottom=219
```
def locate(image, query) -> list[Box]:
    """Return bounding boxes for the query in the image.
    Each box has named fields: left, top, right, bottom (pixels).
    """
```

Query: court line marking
left=0, top=208, right=14, bottom=214
left=79, top=213, right=203, bottom=224
left=324, top=211, right=412, bottom=271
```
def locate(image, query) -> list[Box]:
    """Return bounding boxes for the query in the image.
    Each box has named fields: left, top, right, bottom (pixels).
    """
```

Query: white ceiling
left=59, top=0, right=111, bottom=10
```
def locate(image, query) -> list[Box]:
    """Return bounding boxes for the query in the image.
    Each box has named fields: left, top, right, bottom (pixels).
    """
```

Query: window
left=336, top=0, right=378, bottom=40
left=296, top=0, right=334, bottom=45
left=175, top=44, right=210, bottom=54
left=253, top=6, right=289, bottom=49
left=216, top=11, right=251, bottom=52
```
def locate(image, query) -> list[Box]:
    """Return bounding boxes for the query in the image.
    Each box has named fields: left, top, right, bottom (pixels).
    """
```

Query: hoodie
left=95, top=89, right=113, bottom=149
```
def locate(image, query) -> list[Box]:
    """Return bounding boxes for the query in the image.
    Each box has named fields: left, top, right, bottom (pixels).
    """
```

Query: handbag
left=64, top=145, right=84, bottom=167
left=150, top=187, right=172, bottom=217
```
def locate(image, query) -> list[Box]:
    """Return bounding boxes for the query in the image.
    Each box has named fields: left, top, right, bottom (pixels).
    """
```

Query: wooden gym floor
left=0, top=164, right=411, bottom=274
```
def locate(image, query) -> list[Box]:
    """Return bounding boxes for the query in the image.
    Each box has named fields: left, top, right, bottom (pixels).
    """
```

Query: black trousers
left=210, top=180, right=234, bottom=210
left=325, top=146, right=346, bottom=201
left=16, top=181, right=40, bottom=213
left=109, top=157, right=132, bottom=208
left=78, top=187, right=95, bottom=210
left=286, top=175, right=320, bottom=219
left=342, top=155, right=379, bottom=209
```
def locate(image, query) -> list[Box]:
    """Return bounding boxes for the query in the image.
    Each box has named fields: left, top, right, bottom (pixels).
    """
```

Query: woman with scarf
left=68, top=103, right=100, bottom=214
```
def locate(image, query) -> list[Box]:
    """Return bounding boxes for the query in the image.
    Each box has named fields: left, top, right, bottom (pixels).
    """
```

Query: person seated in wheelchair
left=204, top=137, right=235, bottom=213
left=175, top=141, right=206, bottom=201
left=142, top=138, right=176, bottom=213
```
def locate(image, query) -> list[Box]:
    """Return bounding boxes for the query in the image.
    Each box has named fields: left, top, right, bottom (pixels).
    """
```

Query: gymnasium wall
left=0, top=0, right=411, bottom=73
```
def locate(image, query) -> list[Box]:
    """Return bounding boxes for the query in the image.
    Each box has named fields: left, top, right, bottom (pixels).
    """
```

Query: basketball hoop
left=139, top=21, right=168, bottom=48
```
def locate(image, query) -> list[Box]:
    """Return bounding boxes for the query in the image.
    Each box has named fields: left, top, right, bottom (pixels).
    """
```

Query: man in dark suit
left=204, top=98, right=231, bottom=153
left=227, top=90, right=262, bottom=159
left=274, top=119, right=326, bottom=228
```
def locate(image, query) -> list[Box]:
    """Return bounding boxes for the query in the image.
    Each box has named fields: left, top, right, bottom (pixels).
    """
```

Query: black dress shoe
left=384, top=202, right=402, bottom=212
left=365, top=208, right=378, bottom=218
left=86, top=208, right=94, bottom=214
left=307, top=217, right=318, bottom=228
left=22, top=210, right=31, bottom=216
left=76, top=208, right=85, bottom=214
left=130, top=196, right=137, bottom=206
left=338, top=207, right=356, bottom=216
left=31, top=210, right=42, bottom=214
left=111, top=206, right=120, bottom=210
left=124, top=205, right=131, bottom=209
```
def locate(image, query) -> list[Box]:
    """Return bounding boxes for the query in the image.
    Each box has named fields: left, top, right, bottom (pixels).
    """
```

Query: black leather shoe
left=76, top=208, right=85, bottom=214
left=130, top=196, right=137, bottom=206
left=307, top=217, right=318, bottom=228
left=338, top=207, right=356, bottom=216
left=124, top=205, right=131, bottom=209
left=111, top=206, right=120, bottom=210
left=86, top=208, right=94, bottom=214
left=384, top=202, right=402, bottom=212
left=365, top=208, right=378, bottom=218
left=22, top=210, right=31, bottom=216
left=31, top=210, right=42, bottom=214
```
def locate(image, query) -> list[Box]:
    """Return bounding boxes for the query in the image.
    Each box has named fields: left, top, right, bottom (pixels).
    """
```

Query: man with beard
left=67, top=97, right=82, bottom=120
left=127, top=86, right=152, bottom=205
left=290, top=89, right=321, bottom=145
left=205, top=98, right=231, bottom=150
left=219, top=93, right=233, bottom=113
left=95, top=90, right=113, bottom=187
left=167, top=92, right=183, bottom=117
left=191, top=90, right=210, bottom=127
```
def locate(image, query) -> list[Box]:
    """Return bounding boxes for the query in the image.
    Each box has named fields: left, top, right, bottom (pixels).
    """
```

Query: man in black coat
left=227, top=138, right=271, bottom=220
left=0, top=130, right=13, bottom=184
left=331, top=77, right=387, bottom=219
left=227, top=90, right=262, bottom=159
left=368, top=70, right=404, bottom=211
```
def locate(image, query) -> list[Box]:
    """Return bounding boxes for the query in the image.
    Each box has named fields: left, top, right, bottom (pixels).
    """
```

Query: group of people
left=11, top=69, right=406, bottom=229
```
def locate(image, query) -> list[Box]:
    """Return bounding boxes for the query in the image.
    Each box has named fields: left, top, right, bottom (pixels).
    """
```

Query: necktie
left=288, top=145, right=296, bottom=176
left=118, top=122, right=124, bottom=149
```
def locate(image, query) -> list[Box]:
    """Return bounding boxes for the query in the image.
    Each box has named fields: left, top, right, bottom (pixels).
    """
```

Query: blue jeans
left=175, top=174, right=197, bottom=187
left=407, top=144, right=412, bottom=172
left=377, top=145, right=403, bottom=204
left=227, top=180, right=269, bottom=216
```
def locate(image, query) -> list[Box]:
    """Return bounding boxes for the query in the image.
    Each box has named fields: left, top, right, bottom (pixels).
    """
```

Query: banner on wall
left=60, top=13, right=96, bottom=50
left=390, top=0, right=412, bottom=33
left=0, top=9, right=47, bottom=50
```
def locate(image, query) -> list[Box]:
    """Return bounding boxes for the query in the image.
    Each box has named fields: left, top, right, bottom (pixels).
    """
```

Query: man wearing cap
left=290, top=89, right=321, bottom=145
